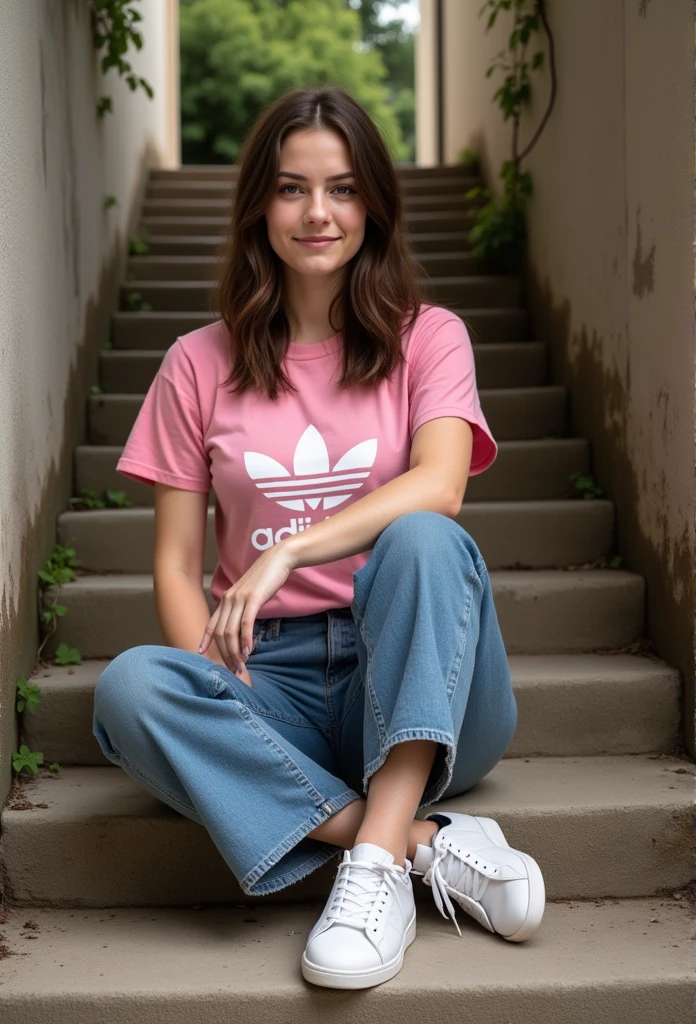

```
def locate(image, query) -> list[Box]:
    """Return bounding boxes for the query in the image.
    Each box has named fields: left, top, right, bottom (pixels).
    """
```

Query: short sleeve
left=116, top=341, right=212, bottom=492
left=408, top=312, right=498, bottom=475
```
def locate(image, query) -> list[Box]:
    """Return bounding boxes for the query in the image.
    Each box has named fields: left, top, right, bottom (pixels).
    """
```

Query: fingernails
left=242, top=646, right=250, bottom=660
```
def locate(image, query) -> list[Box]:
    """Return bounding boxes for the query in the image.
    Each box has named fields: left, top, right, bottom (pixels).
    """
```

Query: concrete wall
left=0, top=0, right=180, bottom=804
left=417, top=0, right=696, bottom=754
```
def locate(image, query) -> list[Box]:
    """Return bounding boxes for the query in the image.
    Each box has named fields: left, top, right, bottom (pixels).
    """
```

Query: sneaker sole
left=474, top=815, right=546, bottom=942
left=301, top=912, right=417, bottom=990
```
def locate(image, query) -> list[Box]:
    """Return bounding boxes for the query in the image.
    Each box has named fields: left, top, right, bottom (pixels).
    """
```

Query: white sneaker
left=301, top=842, right=416, bottom=989
left=418, top=812, right=546, bottom=942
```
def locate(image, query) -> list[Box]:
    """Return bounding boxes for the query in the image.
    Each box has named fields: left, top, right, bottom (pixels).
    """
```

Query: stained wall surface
left=417, top=0, right=695, bottom=752
left=0, top=0, right=180, bottom=802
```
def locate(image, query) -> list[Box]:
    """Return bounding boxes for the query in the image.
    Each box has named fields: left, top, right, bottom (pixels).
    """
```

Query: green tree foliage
left=180, top=0, right=410, bottom=165
left=347, top=1, right=415, bottom=159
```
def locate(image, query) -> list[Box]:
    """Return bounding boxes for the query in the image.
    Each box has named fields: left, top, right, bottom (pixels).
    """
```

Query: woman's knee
left=93, top=644, right=165, bottom=727
left=381, top=510, right=483, bottom=567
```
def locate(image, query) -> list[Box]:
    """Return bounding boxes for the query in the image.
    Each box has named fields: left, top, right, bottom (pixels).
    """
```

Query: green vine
left=462, top=0, right=557, bottom=273
left=89, top=0, right=154, bottom=119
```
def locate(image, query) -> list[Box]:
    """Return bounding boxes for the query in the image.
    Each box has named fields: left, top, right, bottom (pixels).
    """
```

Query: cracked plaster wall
left=0, top=0, right=180, bottom=804
left=418, top=0, right=695, bottom=753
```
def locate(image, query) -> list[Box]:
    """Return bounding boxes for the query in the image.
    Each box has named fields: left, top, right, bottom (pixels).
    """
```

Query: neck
left=283, top=265, right=344, bottom=343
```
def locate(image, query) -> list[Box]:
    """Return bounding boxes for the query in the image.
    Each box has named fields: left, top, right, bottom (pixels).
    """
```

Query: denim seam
left=242, top=788, right=360, bottom=894
left=362, top=727, right=455, bottom=798
left=445, top=569, right=476, bottom=703
left=336, top=675, right=365, bottom=729
left=111, top=746, right=199, bottom=816
left=230, top=699, right=329, bottom=807
left=356, top=615, right=387, bottom=743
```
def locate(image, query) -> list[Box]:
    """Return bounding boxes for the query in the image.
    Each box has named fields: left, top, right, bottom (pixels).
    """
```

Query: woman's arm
left=283, top=417, right=473, bottom=570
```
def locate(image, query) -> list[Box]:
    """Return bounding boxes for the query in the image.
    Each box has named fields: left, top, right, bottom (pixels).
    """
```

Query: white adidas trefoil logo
left=245, top=424, right=378, bottom=511
left=244, top=425, right=378, bottom=551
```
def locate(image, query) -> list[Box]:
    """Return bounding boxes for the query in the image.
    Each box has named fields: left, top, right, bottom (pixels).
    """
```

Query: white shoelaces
left=327, top=858, right=406, bottom=931
left=427, top=846, right=491, bottom=937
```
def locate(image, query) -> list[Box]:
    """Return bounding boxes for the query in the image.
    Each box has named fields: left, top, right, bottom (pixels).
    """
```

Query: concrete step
left=22, top=654, right=681, bottom=766
left=146, top=175, right=482, bottom=199
left=118, top=275, right=523, bottom=312
left=110, top=308, right=530, bottom=347
left=139, top=230, right=479, bottom=256
left=141, top=193, right=488, bottom=218
left=127, top=250, right=488, bottom=280
left=86, top=386, right=566, bottom=446
left=100, top=342, right=548, bottom=392
left=38, top=570, right=644, bottom=659
left=74, top=438, right=590, bottom=503
left=148, top=162, right=480, bottom=181
left=2, top=897, right=689, bottom=1023
left=140, top=210, right=478, bottom=236
left=1, top=757, right=691, bottom=907
left=58, top=500, right=613, bottom=574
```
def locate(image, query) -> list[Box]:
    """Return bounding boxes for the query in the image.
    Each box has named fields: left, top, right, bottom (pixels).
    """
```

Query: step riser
left=38, top=572, right=643, bottom=659
left=110, top=309, right=531, bottom=348
left=140, top=211, right=477, bottom=235
left=75, top=439, right=590, bottom=503
left=119, top=277, right=523, bottom=312
left=87, top=388, right=566, bottom=446
left=127, top=252, right=486, bottom=280
left=22, top=661, right=680, bottom=765
left=100, top=342, right=548, bottom=393
left=1, top=767, right=689, bottom=906
left=58, top=502, right=614, bottom=573
left=140, top=231, right=478, bottom=256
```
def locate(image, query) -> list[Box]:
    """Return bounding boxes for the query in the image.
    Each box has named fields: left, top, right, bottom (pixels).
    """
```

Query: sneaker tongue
left=350, top=842, right=394, bottom=865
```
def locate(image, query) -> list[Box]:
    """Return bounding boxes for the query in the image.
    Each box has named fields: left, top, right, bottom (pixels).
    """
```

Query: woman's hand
left=198, top=542, right=296, bottom=677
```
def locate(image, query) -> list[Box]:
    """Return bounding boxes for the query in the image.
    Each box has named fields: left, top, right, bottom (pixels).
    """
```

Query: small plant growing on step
left=128, top=232, right=149, bottom=256
left=91, top=384, right=104, bottom=395
left=67, top=486, right=134, bottom=510
left=37, top=544, right=80, bottom=663
left=569, top=471, right=604, bottom=500
left=105, top=487, right=134, bottom=508
left=12, top=681, right=62, bottom=777
left=54, top=643, right=82, bottom=666
left=103, top=195, right=118, bottom=210
left=456, top=147, right=479, bottom=172
left=16, top=679, right=41, bottom=715
left=125, top=291, right=153, bottom=312
left=68, top=487, right=106, bottom=510
left=12, top=745, right=44, bottom=777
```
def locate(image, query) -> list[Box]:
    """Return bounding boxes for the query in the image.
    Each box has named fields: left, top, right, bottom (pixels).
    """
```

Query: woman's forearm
left=154, top=567, right=227, bottom=668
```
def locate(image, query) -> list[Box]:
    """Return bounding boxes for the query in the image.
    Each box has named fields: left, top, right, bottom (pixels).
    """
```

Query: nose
left=304, top=187, right=331, bottom=224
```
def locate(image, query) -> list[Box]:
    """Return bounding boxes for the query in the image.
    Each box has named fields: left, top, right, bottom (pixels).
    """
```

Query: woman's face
left=265, top=128, right=367, bottom=279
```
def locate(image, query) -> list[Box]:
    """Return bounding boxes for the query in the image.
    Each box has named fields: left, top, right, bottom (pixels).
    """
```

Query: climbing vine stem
left=89, top=0, right=154, bottom=118
left=462, top=0, right=557, bottom=273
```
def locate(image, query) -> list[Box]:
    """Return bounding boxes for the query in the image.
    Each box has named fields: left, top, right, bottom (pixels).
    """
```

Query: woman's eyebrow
left=277, top=171, right=355, bottom=181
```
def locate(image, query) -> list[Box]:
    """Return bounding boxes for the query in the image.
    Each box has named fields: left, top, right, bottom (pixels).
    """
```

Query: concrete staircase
left=0, top=164, right=692, bottom=1020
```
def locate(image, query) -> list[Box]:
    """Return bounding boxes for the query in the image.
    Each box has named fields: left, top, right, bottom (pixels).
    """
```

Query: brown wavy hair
left=211, top=86, right=427, bottom=401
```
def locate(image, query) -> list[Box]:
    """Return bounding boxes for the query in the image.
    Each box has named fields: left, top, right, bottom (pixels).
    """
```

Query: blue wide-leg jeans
left=93, top=511, right=517, bottom=896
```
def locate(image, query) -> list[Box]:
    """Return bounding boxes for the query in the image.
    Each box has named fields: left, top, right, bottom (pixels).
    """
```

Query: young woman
left=93, top=86, right=545, bottom=991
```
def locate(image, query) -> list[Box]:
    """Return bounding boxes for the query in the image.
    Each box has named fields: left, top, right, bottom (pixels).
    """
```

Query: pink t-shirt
left=116, top=302, right=497, bottom=617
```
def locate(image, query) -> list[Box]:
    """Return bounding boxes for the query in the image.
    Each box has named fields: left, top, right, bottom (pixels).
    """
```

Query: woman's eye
left=278, top=184, right=356, bottom=196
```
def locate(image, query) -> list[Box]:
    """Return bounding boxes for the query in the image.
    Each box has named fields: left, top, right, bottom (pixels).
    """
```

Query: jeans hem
left=362, top=728, right=456, bottom=801
left=240, top=787, right=361, bottom=896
